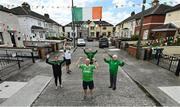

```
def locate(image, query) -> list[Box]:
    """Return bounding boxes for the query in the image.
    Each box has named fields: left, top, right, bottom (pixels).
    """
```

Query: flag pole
left=72, top=0, right=75, bottom=48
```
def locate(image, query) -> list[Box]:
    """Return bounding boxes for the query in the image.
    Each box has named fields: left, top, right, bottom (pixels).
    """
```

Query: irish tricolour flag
left=72, top=7, right=102, bottom=21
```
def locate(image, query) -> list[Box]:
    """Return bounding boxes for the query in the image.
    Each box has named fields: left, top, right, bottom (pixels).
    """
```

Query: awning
left=31, top=26, right=46, bottom=32
left=151, top=23, right=178, bottom=32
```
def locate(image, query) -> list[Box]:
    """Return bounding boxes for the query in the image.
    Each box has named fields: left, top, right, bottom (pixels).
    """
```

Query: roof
left=151, top=23, right=177, bottom=32
left=116, top=4, right=172, bottom=26
left=11, top=6, right=62, bottom=26
left=65, top=21, right=114, bottom=27
left=166, top=4, right=180, bottom=13
left=0, top=5, right=12, bottom=13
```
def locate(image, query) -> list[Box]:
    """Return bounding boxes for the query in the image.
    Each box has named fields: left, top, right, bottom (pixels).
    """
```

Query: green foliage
left=131, top=35, right=139, bottom=41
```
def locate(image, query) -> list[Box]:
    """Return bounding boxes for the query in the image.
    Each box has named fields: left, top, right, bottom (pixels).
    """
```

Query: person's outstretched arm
left=46, top=54, right=53, bottom=65
left=93, top=50, right=98, bottom=54
left=103, top=54, right=110, bottom=63
left=83, top=48, right=88, bottom=55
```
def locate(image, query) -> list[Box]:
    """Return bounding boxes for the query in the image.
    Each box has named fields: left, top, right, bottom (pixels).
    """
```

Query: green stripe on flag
left=72, top=7, right=82, bottom=21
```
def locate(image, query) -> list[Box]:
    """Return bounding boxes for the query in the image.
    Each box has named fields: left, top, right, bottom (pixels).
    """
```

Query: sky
left=1, top=0, right=180, bottom=26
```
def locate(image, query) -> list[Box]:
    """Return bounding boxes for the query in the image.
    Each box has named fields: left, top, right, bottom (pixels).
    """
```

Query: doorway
left=9, top=32, right=16, bottom=47
left=96, top=32, right=100, bottom=40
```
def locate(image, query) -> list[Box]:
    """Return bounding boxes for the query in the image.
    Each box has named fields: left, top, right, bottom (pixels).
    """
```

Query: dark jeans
left=110, top=74, right=117, bottom=88
left=53, top=70, right=62, bottom=86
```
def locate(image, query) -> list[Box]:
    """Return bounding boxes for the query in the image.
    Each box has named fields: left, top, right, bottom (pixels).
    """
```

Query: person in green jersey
left=104, top=54, right=125, bottom=90
left=83, top=48, right=98, bottom=64
left=76, top=57, right=98, bottom=99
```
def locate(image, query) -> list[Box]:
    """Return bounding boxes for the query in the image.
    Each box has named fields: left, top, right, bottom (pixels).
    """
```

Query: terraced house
left=64, top=20, right=113, bottom=39
left=0, top=5, right=24, bottom=47
left=115, top=0, right=172, bottom=40
left=11, top=2, right=63, bottom=41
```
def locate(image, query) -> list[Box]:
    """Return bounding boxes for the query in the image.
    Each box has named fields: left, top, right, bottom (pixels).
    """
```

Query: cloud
left=103, top=11, right=130, bottom=25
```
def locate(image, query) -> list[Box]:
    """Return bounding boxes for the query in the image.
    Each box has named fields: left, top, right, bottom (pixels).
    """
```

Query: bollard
left=175, top=59, right=180, bottom=76
left=16, top=53, right=21, bottom=69
left=31, top=52, right=35, bottom=63
left=157, top=53, right=161, bottom=65
left=169, top=56, right=173, bottom=71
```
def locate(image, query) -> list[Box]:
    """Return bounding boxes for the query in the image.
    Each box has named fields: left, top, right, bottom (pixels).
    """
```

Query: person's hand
left=79, top=57, right=83, bottom=60
left=46, top=54, right=50, bottom=58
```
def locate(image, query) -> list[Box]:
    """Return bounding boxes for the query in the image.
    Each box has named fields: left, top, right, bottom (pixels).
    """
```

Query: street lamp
left=136, top=0, right=146, bottom=59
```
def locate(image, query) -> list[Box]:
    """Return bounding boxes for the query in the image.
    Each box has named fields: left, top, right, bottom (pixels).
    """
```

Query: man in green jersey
left=104, top=54, right=125, bottom=90
left=83, top=48, right=98, bottom=64
left=76, top=57, right=98, bottom=99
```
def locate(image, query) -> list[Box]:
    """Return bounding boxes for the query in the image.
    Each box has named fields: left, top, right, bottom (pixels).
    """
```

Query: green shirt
left=79, top=64, right=96, bottom=82
left=104, top=58, right=124, bottom=75
left=84, top=50, right=97, bottom=62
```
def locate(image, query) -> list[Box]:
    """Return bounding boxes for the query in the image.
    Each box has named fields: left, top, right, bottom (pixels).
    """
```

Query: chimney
left=44, top=14, right=49, bottom=18
left=131, top=11, right=135, bottom=16
left=152, top=0, right=159, bottom=7
left=22, top=2, right=31, bottom=11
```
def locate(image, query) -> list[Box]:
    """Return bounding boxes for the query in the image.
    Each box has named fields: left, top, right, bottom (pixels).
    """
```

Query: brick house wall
left=135, top=15, right=166, bottom=39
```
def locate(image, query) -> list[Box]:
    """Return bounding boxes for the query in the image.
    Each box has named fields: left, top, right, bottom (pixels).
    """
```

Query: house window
left=67, top=32, right=70, bottom=38
left=102, top=32, right=106, bottom=36
left=0, top=32, right=4, bottom=45
left=40, top=33, right=43, bottom=38
left=108, top=32, right=111, bottom=36
left=103, top=27, right=106, bottom=30
left=90, top=27, right=94, bottom=30
left=91, top=32, right=94, bottom=36
left=38, top=21, right=41, bottom=26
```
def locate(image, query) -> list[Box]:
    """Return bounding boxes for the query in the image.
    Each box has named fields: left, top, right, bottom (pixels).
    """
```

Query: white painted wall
left=64, top=26, right=77, bottom=38
left=0, top=11, right=24, bottom=47
left=18, top=16, right=46, bottom=41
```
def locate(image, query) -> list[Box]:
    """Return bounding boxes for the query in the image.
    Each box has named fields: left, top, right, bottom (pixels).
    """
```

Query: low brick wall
left=162, top=46, right=180, bottom=55
left=128, top=46, right=137, bottom=57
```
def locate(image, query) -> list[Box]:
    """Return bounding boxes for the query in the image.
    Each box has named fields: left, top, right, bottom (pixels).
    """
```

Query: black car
left=87, top=37, right=93, bottom=42
left=99, top=38, right=109, bottom=48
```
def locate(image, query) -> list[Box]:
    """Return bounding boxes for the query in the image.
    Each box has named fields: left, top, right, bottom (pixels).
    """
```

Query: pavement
left=0, top=41, right=179, bottom=106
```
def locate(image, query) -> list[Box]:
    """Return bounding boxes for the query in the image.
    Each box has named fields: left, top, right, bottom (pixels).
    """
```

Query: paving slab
left=0, top=75, right=52, bottom=106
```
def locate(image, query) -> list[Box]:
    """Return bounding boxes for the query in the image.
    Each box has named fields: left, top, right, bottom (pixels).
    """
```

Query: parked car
left=77, top=38, right=86, bottom=46
left=99, top=38, right=109, bottom=48
left=87, top=37, right=93, bottom=42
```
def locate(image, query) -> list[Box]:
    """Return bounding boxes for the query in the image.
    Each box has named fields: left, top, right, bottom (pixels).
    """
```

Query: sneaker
left=60, top=84, right=63, bottom=88
left=112, top=87, right=116, bottom=91
left=108, top=86, right=112, bottom=88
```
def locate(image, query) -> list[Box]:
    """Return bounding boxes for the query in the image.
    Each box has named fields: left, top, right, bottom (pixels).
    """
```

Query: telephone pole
left=72, top=0, right=76, bottom=48
left=136, top=0, right=146, bottom=59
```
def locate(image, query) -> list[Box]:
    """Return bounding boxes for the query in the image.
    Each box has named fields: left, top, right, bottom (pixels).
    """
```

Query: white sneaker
left=60, top=84, right=63, bottom=88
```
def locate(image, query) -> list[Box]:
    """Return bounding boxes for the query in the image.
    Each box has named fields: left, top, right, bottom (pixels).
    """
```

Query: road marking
left=108, top=48, right=120, bottom=51
left=159, top=86, right=180, bottom=104
left=0, top=82, right=27, bottom=98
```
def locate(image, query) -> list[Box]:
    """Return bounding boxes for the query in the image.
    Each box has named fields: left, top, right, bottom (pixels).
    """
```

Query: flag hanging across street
left=72, top=6, right=102, bottom=21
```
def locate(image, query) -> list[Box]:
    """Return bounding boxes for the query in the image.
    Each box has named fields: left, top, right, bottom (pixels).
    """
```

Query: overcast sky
left=1, top=0, right=180, bottom=26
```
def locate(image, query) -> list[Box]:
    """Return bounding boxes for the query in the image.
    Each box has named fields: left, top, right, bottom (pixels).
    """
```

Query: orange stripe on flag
left=92, top=7, right=102, bottom=19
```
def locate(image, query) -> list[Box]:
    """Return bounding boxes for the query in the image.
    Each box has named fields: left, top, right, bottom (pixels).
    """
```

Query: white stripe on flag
left=83, top=7, right=92, bottom=21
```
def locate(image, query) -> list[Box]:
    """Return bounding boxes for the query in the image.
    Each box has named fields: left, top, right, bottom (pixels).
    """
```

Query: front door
left=96, top=32, right=100, bottom=40
left=9, top=32, right=16, bottom=47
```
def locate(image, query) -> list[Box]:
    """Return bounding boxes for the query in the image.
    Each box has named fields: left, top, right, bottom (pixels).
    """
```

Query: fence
left=150, top=48, right=180, bottom=76
left=0, top=48, right=39, bottom=80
